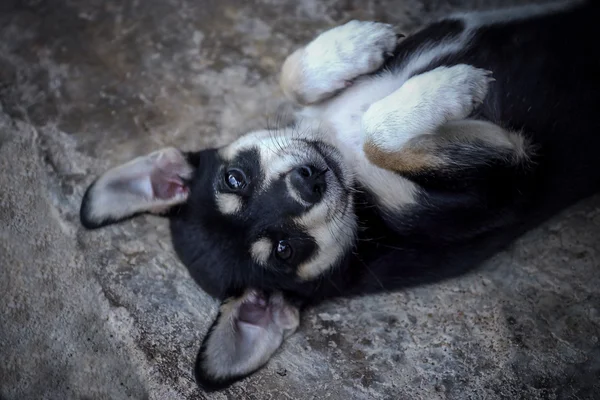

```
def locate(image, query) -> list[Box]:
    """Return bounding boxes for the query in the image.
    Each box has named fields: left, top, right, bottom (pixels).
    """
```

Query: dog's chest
left=298, top=72, right=420, bottom=211
left=301, top=72, right=405, bottom=161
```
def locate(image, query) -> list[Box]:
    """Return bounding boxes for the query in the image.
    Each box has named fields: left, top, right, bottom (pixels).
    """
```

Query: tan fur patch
left=250, top=238, right=272, bottom=266
left=364, top=120, right=531, bottom=174
left=215, top=193, right=243, bottom=215
left=363, top=139, right=444, bottom=174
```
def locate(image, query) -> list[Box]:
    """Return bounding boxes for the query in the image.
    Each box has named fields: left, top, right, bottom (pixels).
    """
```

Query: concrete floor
left=1, top=0, right=599, bottom=399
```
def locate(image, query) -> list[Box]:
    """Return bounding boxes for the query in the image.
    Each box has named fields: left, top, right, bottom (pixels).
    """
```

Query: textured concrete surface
left=0, top=0, right=599, bottom=399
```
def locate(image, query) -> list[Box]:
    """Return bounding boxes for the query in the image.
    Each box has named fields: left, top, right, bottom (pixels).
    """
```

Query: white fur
left=362, top=65, right=493, bottom=152
left=281, top=20, right=398, bottom=104
left=303, top=21, right=396, bottom=90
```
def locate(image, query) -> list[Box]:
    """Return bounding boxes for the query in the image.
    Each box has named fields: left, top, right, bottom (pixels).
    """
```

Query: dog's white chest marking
left=311, top=73, right=405, bottom=155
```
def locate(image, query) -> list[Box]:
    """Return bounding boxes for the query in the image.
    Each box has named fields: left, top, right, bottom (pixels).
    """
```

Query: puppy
left=79, top=0, right=600, bottom=391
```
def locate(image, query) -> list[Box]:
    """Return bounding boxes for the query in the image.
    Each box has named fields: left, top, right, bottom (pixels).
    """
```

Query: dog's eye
left=275, top=240, right=293, bottom=261
left=225, top=169, right=247, bottom=190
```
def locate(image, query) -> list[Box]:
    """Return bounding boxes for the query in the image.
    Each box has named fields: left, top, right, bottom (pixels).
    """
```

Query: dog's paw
left=421, top=64, right=494, bottom=121
left=281, top=20, right=399, bottom=105
left=362, top=64, right=494, bottom=152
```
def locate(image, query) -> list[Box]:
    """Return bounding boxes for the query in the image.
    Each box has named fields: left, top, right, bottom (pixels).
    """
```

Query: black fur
left=80, top=180, right=113, bottom=229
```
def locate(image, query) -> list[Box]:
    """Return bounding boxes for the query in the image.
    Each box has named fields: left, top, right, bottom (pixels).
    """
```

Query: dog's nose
left=290, top=165, right=327, bottom=204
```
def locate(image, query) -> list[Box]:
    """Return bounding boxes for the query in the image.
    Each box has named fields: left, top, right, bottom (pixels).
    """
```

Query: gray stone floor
left=1, top=0, right=599, bottom=399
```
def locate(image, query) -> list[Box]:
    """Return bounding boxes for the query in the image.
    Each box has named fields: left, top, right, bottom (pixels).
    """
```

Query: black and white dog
left=79, top=0, right=600, bottom=391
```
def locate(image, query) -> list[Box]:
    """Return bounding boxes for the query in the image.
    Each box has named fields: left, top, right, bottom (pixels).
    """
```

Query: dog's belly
left=298, top=72, right=419, bottom=211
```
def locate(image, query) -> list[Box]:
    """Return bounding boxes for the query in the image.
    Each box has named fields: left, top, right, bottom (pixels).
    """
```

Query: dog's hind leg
left=280, top=20, right=401, bottom=105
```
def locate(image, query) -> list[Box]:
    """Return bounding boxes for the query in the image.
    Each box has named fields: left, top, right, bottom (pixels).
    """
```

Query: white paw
left=362, top=64, right=493, bottom=151
left=414, top=64, right=493, bottom=122
left=281, top=20, right=398, bottom=105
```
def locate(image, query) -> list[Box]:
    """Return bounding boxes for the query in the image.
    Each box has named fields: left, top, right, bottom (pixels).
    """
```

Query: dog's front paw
left=362, top=64, right=494, bottom=152
left=423, top=64, right=494, bottom=121
left=281, top=20, right=399, bottom=105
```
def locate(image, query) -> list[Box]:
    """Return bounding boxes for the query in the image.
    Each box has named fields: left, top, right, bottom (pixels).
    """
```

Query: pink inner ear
left=238, top=293, right=270, bottom=328
left=150, top=168, right=188, bottom=200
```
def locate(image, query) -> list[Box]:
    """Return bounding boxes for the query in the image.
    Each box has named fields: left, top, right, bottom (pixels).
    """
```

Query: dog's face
left=79, top=128, right=358, bottom=389
left=171, top=129, right=357, bottom=300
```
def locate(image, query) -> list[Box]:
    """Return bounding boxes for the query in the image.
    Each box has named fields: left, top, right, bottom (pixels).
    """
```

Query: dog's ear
left=195, top=290, right=300, bottom=391
left=80, top=147, right=193, bottom=229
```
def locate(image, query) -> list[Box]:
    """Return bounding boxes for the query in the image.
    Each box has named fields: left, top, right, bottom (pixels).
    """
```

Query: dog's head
left=80, top=128, right=358, bottom=389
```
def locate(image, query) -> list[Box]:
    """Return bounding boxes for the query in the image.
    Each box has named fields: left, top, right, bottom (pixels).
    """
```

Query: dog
left=79, top=0, right=600, bottom=391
